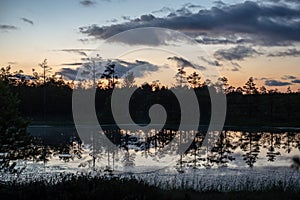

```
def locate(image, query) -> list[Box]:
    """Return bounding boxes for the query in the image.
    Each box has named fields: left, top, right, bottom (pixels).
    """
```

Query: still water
left=26, top=125, right=300, bottom=173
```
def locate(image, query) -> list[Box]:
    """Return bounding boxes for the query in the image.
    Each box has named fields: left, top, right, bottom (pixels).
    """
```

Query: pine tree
left=0, top=81, right=36, bottom=173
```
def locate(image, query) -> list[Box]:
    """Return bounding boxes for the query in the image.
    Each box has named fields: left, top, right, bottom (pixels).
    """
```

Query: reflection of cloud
left=79, top=1, right=300, bottom=46
left=214, top=46, right=259, bottom=61
left=20, top=17, right=34, bottom=25
left=265, top=79, right=292, bottom=86
left=168, top=56, right=206, bottom=70
left=268, top=48, right=300, bottom=57
left=0, top=24, right=18, bottom=31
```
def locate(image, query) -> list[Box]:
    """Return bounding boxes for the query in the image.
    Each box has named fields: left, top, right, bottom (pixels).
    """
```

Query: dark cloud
left=7, top=61, right=17, bottom=65
left=268, top=48, right=300, bottom=57
left=121, top=16, right=131, bottom=21
left=106, top=18, right=118, bottom=23
left=231, top=66, right=240, bottom=71
left=95, top=27, right=187, bottom=46
left=291, top=79, right=300, bottom=83
left=78, top=38, right=89, bottom=43
left=60, top=68, right=78, bottom=80
left=281, top=75, right=297, bottom=80
left=168, top=56, right=206, bottom=70
left=20, top=17, right=34, bottom=25
left=79, top=1, right=300, bottom=46
left=196, top=36, right=250, bottom=45
left=80, top=0, right=96, bottom=6
left=152, top=7, right=173, bottom=14
left=59, top=59, right=160, bottom=80
left=57, top=49, right=95, bottom=57
left=213, top=1, right=227, bottom=7
left=214, top=45, right=259, bottom=61
left=266, top=0, right=300, bottom=3
left=265, top=79, right=292, bottom=86
left=0, top=24, right=18, bottom=31
left=61, top=63, right=84, bottom=66
left=199, top=56, right=222, bottom=66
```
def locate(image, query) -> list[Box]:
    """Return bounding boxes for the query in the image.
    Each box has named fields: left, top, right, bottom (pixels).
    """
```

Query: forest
left=1, top=60, right=300, bottom=127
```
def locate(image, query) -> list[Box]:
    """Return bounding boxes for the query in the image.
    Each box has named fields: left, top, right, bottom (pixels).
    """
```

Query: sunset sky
left=1, top=0, right=300, bottom=90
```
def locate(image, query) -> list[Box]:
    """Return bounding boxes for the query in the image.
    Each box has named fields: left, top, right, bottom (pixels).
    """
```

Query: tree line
left=1, top=59, right=300, bottom=126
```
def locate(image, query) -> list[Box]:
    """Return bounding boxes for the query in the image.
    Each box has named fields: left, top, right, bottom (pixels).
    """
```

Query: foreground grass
left=0, top=176, right=299, bottom=200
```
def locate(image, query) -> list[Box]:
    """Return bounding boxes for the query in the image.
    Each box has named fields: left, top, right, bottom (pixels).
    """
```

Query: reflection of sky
left=27, top=126, right=300, bottom=171
left=0, top=0, right=300, bottom=91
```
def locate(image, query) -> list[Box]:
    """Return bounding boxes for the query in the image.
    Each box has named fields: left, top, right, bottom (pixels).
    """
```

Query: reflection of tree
left=262, top=133, right=281, bottom=162
left=240, top=132, right=261, bottom=167
left=183, top=131, right=204, bottom=169
left=209, top=131, right=236, bottom=167
left=56, top=137, right=83, bottom=163
left=281, top=132, right=295, bottom=154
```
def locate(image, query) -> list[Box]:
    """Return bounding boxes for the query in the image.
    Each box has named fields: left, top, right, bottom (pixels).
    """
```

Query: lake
left=25, top=125, right=300, bottom=173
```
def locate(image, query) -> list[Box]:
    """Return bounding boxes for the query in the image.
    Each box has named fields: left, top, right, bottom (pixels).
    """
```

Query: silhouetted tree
left=0, top=81, right=37, bottom=173
left=101, top=62, right=118, bottom=89
left=243, top=77, right=258, bottom=94
left=39, top=59, right=52, bottom=85
left=187, top=71, right=202, bottom=88
left=122, top=72, right=136, bottom=88
left=174, top=67, right=187, bottom=87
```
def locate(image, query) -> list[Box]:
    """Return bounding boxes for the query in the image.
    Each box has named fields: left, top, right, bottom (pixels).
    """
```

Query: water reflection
left=27, top=126, right=300, bottom=172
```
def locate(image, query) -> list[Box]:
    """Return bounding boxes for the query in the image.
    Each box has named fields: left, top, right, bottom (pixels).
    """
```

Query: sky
left=1, top=0, right=300, bottom=90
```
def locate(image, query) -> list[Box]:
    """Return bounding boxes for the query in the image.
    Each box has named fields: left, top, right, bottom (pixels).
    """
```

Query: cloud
left=60, top=68, right=78, bottom=80
left=281, top=75, right=297, bottom=80
left=56, top=49, right=95, bottom=57
left=0, top=24, right=18, bottom=31
left=266, top=0, right=300, bottom=3
left=7, top=61, right=17, bottom=65
left=214, top=45, right=259, bottom=61
left=168, top=56, right=206, bottom=70
left=59, top=59, right=160, bottom=80
left=152, top=7, right=173, bottom=14
left=84, top=26, right=188, bottom=46
left=265, top=79, right=292, bottom=86
left=268, top=48, right=300, bottom=57
left=113, top=60, right=160, bottom=78
left=61, top=62, right=84, bottom=66
left=20, top=17, right=34, bottom=25
left=291, top=79, right=300, bottom=83
left=106, top=18, right=118, bottom=23
left=80, top=0, right=96, bottom=6
left=231, top=66, right=240, bottom=71
left=78, top=38, right=90, bottom=43
left=195, top=36, right=251, bottom=45
left=79, top=1, right=300, bottom=46
left=121, top=16, right=131, bottom=21
left=199, top=56, right=222, bottom=66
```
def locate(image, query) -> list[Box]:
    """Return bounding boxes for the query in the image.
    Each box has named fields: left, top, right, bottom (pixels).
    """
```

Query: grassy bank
left=0, top=176, right=299, bottom=200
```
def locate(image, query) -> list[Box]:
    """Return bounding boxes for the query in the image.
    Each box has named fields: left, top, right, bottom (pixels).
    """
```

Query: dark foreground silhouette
left=0, top=176, right=299, bottom=200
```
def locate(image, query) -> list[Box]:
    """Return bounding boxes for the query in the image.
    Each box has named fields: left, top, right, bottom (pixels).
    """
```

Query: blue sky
left=1, top=0, right=300, bottom=90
